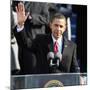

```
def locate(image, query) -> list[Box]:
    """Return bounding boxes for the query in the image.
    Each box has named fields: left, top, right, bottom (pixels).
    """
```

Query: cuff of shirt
left=17, top=25, right=24, bottom=32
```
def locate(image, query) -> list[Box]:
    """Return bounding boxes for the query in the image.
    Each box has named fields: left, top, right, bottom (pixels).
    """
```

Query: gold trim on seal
left=44, top=80, right=64, bottom=88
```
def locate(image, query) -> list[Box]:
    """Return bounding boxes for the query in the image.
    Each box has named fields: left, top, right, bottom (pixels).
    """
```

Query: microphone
left=55, top=52, right=62, bottom=61
left=47, top=52, right=54, bottom=67
left=55, top=52, right=62, bottom=67
left=75, top=67, right=80, bottom=73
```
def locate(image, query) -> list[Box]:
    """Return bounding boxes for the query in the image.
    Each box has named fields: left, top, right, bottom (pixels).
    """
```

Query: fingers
left=19, top=2, right=25, bottom=12
left=15, top=2, right=29, bottom=25
left=15, top=2, right=25, bottom=13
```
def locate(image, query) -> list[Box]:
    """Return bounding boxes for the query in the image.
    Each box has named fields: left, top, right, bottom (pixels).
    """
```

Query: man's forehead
left=52, top=18, right=66, bottom=24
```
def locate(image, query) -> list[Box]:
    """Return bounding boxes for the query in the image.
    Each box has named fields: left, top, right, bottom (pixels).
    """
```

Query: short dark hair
left=50, top=13, right=66, bottom=23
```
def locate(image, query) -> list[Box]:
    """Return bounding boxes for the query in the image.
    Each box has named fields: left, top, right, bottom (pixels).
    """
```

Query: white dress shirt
left=51, top=34, right=63, bottom=53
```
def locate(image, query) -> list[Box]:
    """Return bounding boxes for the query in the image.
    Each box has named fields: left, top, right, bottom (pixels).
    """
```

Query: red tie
left=54, top=41, right=58, bottom=54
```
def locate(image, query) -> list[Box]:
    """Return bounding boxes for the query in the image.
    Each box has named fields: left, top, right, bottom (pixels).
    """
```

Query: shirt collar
left=51, top=34, right=62, bottom=46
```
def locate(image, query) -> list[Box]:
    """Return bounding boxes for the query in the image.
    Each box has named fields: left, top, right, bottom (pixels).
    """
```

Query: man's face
left=50, top=18, right=66, bottom=40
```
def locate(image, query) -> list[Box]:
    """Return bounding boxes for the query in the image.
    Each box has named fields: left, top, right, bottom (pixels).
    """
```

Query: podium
left=11, top=73, right=87, bottom=89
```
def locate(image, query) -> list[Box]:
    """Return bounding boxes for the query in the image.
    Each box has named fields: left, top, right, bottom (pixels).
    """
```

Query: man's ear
left=49, top=22, right=52, bottom=29
left=48, top=22, right=52, bottom=32
left=64, top=24, right=67, bottom=31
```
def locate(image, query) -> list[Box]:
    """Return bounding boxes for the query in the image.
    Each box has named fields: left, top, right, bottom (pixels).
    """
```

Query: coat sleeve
left=13, top=26, right=40, bottom=53
left=70, top=44, right=80, bottom=72
left=13, top=26, right=33, bottom=49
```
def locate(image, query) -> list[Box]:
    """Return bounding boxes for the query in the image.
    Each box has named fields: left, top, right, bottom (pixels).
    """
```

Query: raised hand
left=16, top=2, right=29, bottom=27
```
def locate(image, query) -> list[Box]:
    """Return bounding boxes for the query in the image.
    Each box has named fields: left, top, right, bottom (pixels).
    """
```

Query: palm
left=16, top=2, right=29, bottom=26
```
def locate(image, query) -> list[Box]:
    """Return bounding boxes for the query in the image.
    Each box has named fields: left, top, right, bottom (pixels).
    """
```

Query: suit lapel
left=62, top=37, right=70, bottom=60
left=46, top=34, right=53, bottom=52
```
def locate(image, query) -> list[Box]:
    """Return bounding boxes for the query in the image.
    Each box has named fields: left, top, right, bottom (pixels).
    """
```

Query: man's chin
left=55, top=36, right=61, bottom=39
left=57, top=34, right=62, bottom=37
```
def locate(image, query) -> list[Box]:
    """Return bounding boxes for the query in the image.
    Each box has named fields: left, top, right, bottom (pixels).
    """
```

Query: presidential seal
left=44, top=80, right=64, bottom=88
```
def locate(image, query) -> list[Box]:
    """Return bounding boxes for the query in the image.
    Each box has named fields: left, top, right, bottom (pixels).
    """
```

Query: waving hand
left=16, top=2, right=29, bottom=27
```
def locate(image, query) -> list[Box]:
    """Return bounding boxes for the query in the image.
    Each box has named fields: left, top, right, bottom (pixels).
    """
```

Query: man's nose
left=57, top=26, right=61, bottom=31
left=57, top=26, right=62, bottom=34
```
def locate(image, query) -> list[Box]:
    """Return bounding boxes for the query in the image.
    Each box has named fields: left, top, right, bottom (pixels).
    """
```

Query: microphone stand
left=50, top=64, right=59, bottom=73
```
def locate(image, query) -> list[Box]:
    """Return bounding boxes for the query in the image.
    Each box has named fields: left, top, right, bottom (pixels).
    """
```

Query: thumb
left=25, top=12, right=30, bottom=20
